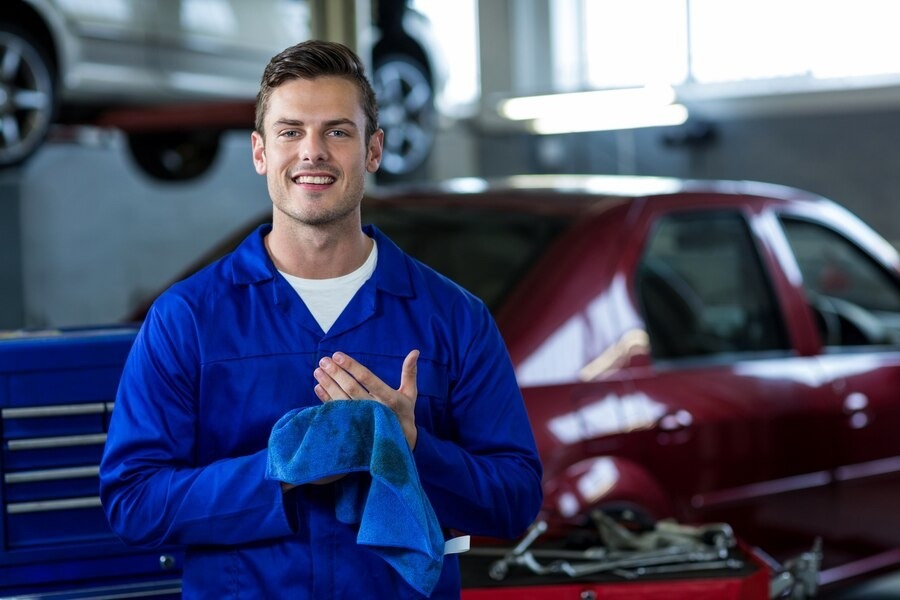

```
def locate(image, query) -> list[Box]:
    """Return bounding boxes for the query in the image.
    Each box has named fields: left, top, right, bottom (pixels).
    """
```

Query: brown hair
left=255, top=40, right=379, bottom=141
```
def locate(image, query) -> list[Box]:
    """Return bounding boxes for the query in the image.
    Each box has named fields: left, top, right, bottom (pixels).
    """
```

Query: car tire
left=371, top=53, right=435, bottom=182
left=126, top=130, right=221, bottom=182
left=0, top=21, right=56, bottom=169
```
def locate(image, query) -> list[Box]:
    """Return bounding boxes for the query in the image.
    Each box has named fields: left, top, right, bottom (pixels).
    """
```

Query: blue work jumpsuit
left=99, top=224, right=543, bottom=599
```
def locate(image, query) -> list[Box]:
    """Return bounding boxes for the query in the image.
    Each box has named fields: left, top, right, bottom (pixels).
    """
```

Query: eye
left=328, top=129, right=350, bottom=138
left=279, top=130, right=300, bottom=138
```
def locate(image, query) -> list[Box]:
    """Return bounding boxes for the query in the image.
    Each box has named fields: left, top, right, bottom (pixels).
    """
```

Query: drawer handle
left=7, top=433, right=108, bottom=450
left=7, top=496, right=102, bottom=514
left=2, top=402, right=113, bottom=419
left=5, top=465, right=100, bottom=484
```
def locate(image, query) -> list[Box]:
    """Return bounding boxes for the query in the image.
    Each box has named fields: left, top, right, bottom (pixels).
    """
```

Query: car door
left=149, top=0, right=311, bottom=100
left=51, top=0, right=156, bottom=98
left=617, top=199, right=846, bottom=558
left=776, top=212, right=900, bottom=557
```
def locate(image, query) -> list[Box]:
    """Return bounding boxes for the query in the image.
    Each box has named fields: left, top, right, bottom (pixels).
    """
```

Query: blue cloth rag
left=266, top=400, right=444, bottom=597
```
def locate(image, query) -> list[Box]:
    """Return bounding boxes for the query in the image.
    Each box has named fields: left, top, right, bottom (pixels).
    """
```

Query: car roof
left=365, top=174, right=825, bottom=215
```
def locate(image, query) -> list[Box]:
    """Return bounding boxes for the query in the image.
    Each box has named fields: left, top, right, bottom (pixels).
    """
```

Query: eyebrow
left=271, top=118, right=359, bottom=131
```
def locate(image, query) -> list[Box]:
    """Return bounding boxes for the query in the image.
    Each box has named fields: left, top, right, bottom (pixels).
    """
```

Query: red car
left=158, top=174, right=900, bottom=589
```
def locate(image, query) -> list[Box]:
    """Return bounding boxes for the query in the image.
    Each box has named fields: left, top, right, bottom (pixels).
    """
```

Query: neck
left=265, top=216, right=372, bottom=279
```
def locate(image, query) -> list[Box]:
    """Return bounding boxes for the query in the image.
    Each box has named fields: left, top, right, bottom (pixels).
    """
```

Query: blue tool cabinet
left=0, top=327, right=182, bottom=598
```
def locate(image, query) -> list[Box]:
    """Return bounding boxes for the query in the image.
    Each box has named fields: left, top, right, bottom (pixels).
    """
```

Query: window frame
left=635, top=208, right=791, bottom=363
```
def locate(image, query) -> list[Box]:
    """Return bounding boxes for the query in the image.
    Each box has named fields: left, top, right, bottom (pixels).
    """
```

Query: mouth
left=291, top=174, right=336, bottom=185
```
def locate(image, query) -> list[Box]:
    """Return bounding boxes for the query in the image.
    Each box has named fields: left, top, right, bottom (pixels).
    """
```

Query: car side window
left=779, top=217, right=900, bottom=349
left=637, top=211, right=789, bottom=360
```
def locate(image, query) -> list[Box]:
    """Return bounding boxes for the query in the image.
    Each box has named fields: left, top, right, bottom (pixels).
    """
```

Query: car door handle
left=658, top=409, right=694, bottom=431
left=843, top=392, right=870, bottom=429
left=842, top=392, right=869, bottom=414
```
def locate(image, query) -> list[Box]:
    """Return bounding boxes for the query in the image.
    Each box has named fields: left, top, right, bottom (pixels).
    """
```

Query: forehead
left=265, top=76, right=364, bottom=126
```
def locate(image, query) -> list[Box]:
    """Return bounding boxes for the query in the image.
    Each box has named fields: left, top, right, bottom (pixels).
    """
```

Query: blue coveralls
left=99, top=224, right=543, bottom=599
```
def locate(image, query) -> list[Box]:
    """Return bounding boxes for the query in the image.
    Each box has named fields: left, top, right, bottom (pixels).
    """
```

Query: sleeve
left=99, top=297, right=297, bottom=548
left=413, top=298, right=543, bottom=541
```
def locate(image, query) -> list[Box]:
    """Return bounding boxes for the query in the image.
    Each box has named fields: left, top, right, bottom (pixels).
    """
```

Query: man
left=99, top=40, right=542, bottom=599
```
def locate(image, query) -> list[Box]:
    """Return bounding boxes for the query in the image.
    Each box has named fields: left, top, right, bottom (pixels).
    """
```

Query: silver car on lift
left=1, top=0, right=439, bottom=181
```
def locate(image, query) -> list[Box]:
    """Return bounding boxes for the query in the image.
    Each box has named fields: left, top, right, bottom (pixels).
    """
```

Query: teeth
left=294, top=175, right=334, bottom=184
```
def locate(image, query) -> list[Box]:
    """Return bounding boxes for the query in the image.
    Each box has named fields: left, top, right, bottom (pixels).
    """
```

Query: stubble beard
left=272, top=184, right=363, bottom=229
left=269, top=153, right=370, bottom=229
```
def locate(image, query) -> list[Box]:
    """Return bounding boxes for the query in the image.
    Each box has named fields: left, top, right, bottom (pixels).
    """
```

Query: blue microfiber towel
left=266, top=400, right=445, bottom=597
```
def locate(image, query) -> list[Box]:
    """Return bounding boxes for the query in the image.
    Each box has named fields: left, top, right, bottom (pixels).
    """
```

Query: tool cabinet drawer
left=0, top=327, right=185, bottom=595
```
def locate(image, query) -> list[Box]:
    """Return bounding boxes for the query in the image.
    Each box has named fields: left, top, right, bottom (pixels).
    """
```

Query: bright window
left=582, top=0, right=688, bottom=89
left=410, top=0, right=480, bottom=116
left=556, top=0, right=900, bottom=90
left=689, top=0, right=813, bottom=82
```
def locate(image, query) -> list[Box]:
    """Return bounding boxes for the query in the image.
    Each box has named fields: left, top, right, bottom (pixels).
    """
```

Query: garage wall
left=0, top=177, right=25, bottom=329
left=475, top=106, right=900, bottom=251
left=12, top=131, right=269, bottom=329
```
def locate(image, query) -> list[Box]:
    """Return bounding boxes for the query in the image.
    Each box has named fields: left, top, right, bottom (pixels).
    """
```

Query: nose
left=300, top=134, right=328, bottom=163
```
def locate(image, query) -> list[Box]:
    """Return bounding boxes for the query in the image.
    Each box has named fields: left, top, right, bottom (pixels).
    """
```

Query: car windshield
left=365, top=204, right=570, bottom=311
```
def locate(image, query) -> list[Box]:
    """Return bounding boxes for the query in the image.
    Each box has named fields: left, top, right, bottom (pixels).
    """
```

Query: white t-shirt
left=279, top=240, right=378, bottom=333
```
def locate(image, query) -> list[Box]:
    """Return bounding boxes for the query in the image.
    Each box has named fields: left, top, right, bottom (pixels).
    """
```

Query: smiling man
left=99, top=41, right=543, bottom=599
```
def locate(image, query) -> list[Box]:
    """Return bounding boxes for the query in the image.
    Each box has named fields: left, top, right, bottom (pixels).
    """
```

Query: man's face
left=251, top=76, right=383, bottom=228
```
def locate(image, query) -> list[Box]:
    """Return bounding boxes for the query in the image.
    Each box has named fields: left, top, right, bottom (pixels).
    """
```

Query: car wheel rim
left=372, top=56, right=435, bottom=176
left=0, top=31, right=54, bottom=165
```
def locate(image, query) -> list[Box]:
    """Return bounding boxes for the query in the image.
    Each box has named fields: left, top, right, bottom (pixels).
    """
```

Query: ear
left=251, top=131, right=267, bottom=175
left=366, top=129, right=384, bottom=173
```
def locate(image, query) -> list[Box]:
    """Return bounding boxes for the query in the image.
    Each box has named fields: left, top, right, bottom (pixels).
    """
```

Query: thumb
left=400, top=349, right=419, bottom=398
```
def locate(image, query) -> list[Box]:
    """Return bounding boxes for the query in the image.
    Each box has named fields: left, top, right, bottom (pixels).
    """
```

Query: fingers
left=330, top=352, right=385, bottom=397
left=314, top=357, right=370, bottom=401
left=399, top=349, right=419, bottom=398
left=312, top=350, right=419, bottom=403
left=313, top=384, right=331, bottom=402
left=313, top=350, right=420, bottom=450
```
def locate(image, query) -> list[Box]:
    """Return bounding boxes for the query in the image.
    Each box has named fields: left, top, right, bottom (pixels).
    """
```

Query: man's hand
left=313, top=349, right=419, bottom=449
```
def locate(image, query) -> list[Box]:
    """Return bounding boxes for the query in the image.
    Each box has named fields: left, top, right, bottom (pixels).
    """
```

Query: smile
left=292, top=175, right=336, bottom=185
